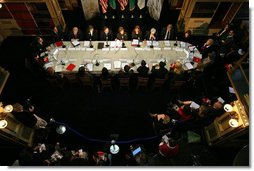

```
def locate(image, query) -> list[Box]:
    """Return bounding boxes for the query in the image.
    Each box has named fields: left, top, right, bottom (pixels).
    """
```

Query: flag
left=118, top=0, right=128, bottom=11
left=81, top=0, right=100, bottom=20
left=109, top=0, right=116, bottom=9
left=147, top=0, right=164, bottom=21
left=129, top=0, right=135, bottom=11
left=137, top=0, right=145, bottom=9
left=99, top=0, right=108, bottom=13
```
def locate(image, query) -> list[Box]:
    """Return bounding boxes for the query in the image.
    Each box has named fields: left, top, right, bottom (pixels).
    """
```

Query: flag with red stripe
left=118, top=0, right=128, bottom=11
left=100, top=0, right=108, bottom=13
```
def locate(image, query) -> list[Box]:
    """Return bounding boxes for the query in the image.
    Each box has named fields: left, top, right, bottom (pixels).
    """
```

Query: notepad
left=55, top=65, right=63, bottom=72
left=66, top=63, right=76, bottom=71
left=86, top=63, right=93, bottom=71
left=71, top=40, right=80, bottom=47
left=104, top=63, right=112, bottom=70
left=185, top=62, right=194, bottom=70
left=114, top=61, right=121, bottom=69
left=190, top=101, right=200, bottom=109
left=229, top=87, right=235, bottom=94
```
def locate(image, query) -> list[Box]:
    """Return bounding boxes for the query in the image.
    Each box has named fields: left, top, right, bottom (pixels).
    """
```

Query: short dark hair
left=169, top=138, right=177, bottom=147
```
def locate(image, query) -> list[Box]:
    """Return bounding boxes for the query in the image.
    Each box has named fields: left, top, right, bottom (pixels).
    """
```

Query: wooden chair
left=119, top=77, right=130, bottom=89
left=100, top=78, right=112, bottom=91
left=153, top=78, right=166, bottom=89
left=78, top=76, right=94, bottom=88
left=169, top=81, right=185, bottom=97
left=137, top=77, right=149, bottom=89
left=64, top=73, right=79, bottom=86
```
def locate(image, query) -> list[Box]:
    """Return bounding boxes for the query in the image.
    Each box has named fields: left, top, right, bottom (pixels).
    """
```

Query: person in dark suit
left=67, top=27, right=84, bottom=41
left=160, top=24, right=176, bottom=40
left=200, top=38, right=217, bottom=59
left=181, top=30, right=194, bottom=44
left=220, top=29, right=236, bottom=55
left=31, top=36, right=50, bottom=56
left=85, top=25, right=98, bottom=41
left=131, top=25, right=143, bottom=40
left=50, top=26, right=64, bottom=43
left=137, top=60, right=149, bottom=77
left=145, top=28, right=158, bottom=40
left=116, top=26, right=128, bottom=40
left=151, top=61, right=168, bottom=79
left=100, top=26, right=113, bottom=41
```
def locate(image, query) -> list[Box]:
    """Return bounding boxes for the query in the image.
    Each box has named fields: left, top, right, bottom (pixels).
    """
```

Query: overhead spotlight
left=56, top=125, right=66, bottom=134
left=110, top=140, right=120, bottom=154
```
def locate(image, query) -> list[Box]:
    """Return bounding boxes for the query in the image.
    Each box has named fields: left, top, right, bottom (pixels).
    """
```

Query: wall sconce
left=0, top=4, right=2, bottom=9
left=0, top=103, right=13, bottom=129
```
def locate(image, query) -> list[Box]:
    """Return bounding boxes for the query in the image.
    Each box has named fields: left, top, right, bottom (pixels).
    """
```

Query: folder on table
left=66, top=63, right=76, bottom=71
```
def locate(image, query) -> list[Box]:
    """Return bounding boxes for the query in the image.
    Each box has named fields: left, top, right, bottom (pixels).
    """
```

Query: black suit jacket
left=67, top=30, right=84, bottom=41
left=85, top=30, right=98, bottom=41
left=131, top=32, right=143, bottom=40
left=50, top=30, right=64, bottom=43
left=100, top=31, right=113, bottom=41
left=116, top=33, right=128, bottom=40
left=160, top=28, right=176, bottom=40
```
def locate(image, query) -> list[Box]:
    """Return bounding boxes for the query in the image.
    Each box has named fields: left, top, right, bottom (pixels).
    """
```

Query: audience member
left=131, top=25, right=143, bottom=40
left=137, top=60, right=149, bottom=77
left=100, top=26, right=113, bottom=41
left=67, top=27, right=84, bottom=41
left=160, top=24, right=176, bottom=40
left=151, top=61, right=168, bottom=79
left=85, top=25, right=98, bottom=41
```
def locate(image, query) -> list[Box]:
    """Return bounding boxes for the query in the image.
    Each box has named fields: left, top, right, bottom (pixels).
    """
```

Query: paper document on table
left=86, top=63, right=93, bottom=71
left=180, top=42, right=186, bottom=47
left=114, top=61, right=121, bottom=69
left=55, top=65, right=63, bottom=72
left=185, top=62, right=194, bottom=70
left=217, top=97, right=225, bottom=104
left=86, top=48, right=94, bottom=51
left=121, top=62, right=129, bottom=69
left=44, top=62, right=54, bottom=69
left=104, top=63, right=112, bottom=70
left=83, top=41, right=90, bottom=47
left=147, top=41, right=159, bottom=47
left=71, top=40, right=80, bottom=47
left=135, top=47, right=144, bottom=51
left=120, top=48, right=128, bottom=50
left=229, top=87, right=235, bottom=94
left=68, top=47, right=76, bottom=50
left=190, top=101, right=200, bottom=109
left=164, top=40, right=170, bottom=47
left=154, top=47, right=161, bottom=50
left=132, top=39, right=139, bottom=46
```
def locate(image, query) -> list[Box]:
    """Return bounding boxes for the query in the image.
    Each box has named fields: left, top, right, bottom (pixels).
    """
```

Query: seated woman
left=116, top=26, right=128, bottom=41
left=168, top=60, right=185, bottom=82
left=12, top=103, right=47, bottom=129
left=145, top=28, right=157, bottom=40
left=131, top=25, right=143, bottom=40
left=100, top=26, right=113, bottom=41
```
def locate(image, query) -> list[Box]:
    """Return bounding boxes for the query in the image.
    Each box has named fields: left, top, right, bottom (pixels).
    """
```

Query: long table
left=43, top=40, right=202, bottom=73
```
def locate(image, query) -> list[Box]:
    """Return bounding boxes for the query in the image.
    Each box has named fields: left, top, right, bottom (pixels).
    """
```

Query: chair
left=64, top=73, right=79, bottom=86
left=137, top=77, right=149, bottom=89
left=78, top=76, right=94, bottom=88
left=169, top=81, right=185, bottom=97
left=153, top=78, right=166, bottom=89
left=119, top=77, right=130, bottom=89
left=100, top=78, right=112, bottom=91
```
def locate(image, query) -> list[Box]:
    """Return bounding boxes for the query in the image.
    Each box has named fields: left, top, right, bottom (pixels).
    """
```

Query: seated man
left=85, top=25, right=98, bottom=41
left=31, top=37, right=51, bottom=57
left=100, top=26, right=113, bottom=41
left=160, top=24, right=176, bottom=40
left=67, top=27, right=84, bottom=41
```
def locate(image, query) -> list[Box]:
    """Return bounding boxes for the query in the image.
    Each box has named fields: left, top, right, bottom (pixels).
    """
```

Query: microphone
left=137, top=36, right=140, bottom=47
left=150, top=37, right=154, bottom=48
left=174, top=36, right=178, bottom=46
left=121, top=34, right=126, bottom=48
left=89, top=33, right=93, bottom=48
left=105, top=35, right=109, bottom=47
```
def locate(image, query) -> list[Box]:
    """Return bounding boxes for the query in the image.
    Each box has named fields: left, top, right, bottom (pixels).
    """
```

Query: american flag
left=118, top=0, right=128, bottom=11
left=100, top=0, right=108, bottom=13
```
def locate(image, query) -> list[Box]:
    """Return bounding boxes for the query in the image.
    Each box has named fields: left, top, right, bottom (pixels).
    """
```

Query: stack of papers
left=131, top=39, right=139, bottom=46
left=185, top=62, right=194, bottom=70
left=164, top=40, right=170, bottom=47
left=217, top=97, right=225, bottom=104
left=83, top=41, right=90, bottom=47
left=190, top=101, right=200, bottom=109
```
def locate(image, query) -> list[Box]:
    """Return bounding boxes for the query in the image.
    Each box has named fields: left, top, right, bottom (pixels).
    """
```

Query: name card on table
left=120, top=48, right=128, bottom=51
left=164, top=47, right=171, bottom=50
left=102, top=48, right=110, bottom=51
left=55, top=65, right=63, bottom=72
left=144, top=47, right=151, bottom=51
left=154, top=47, right=161, bottom=51
left=135, top=47, right=144, bottom=51
left=80, top=47, right=86, bottom=51
left=86, top=48, right=94, bottom=51
left=68, top=47, right=76, bottom=50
